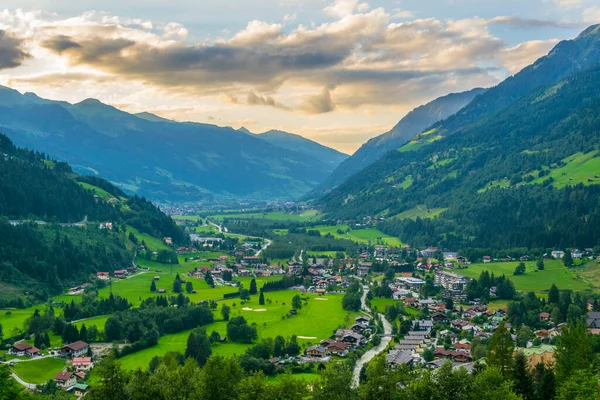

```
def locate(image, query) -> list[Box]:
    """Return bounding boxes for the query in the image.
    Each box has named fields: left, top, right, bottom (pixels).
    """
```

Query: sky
left=0, top=1, right=598, bottom=153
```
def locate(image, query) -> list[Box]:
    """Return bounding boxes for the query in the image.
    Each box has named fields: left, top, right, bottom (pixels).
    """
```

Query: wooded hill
left=317, top=25, right=600, bottom=251
left=0, top=132, right=185, bottom=304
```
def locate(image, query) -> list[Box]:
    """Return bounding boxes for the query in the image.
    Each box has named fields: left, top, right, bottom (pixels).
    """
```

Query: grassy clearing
left=391, top=205, right=447, bottom=221
left=209, top=211, right=323, bottom=223
left=74, top=315, right=109, bottom=332
left=119, top=291, right=359, bottom=370
left=526, top=151, right=600, bottom=188
left=456, top=260, right=590, bottom=293
left=126, top=225, right=171, bottom=252
left=10, top=357, right=67, bottom=384
left=171, top=215, right=203, bottom=222
left=77, top=182, right=115, bottom=200
left=0, top=307, right=37, bottom=337
left=313, top=225, right=402, bottom=247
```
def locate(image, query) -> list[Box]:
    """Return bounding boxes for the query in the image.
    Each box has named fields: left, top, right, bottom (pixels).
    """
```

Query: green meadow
left=119, top=291, right=359, bottom=370
left=526, top=151, right=600, bottom=188
left=456, top=259, right=590, bottom=293
left=126, top=225, right=172, bottom=251
left=10, top=357, right=67, bottom=384
left=391, top=205, right=447, bottom=221
left=208, top=210, right=323, bottom=223
left=313, top=225, right=402, bottom=247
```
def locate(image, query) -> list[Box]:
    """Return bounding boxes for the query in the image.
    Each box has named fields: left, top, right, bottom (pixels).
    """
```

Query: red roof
left=62, top=341, right=89, bottom=352
left=97, top=272, right=109, bottom=276
left=26, top=346, right=40, bottom=354
left=13, top=343, right=33, bottom=351
left=54, top=371, right=73, bottom=381
left=73, top=357, right=92, bottom=366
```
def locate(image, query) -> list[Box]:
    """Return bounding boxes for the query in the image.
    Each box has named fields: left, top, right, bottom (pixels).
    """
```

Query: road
left=208, top=220, right=272, bottom=256
left=351, top=285, right=393, bottom=388
left=11, top=373, right=36, bottom=390
left=8, top=215, right=88, bottom=228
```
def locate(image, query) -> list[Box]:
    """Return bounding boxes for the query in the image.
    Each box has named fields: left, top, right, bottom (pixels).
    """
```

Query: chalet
left=96, top=272, right=110, bottom=281
left=54, top=370, right=77, bottom=389
left=551, top=250, right=565, bottom=259
left=432, top=312, right=450, bottom=323
left=242, top=256, right=260, bottom=265
left=586, top=312, right=600, bottom=329
left=342, top=332, right=363, bottom=345
left=69, top=383, right=90, bottom=397
left=539, top=312, right=551, bottom=321
left=326, top=342, right=349, bottom=355
left=451, top=319, right=470, bottom=329
left=355, top=316, right=371, bottom=326
left=61, top=341, right=89, bottom=358
left=9, top=343, right=39, bottom=357
left=386, top=350, right=414, bottom=366
left=454, top=343, right=471, bottom=352
left=73, top=357, right=94, bottom=372
left=456, top=256, right=467, bottom=264
left=572, top=249, right=583, bottom=259
left=306, top=346, right=327, bottom=358
left=99, top=222, right=113, bottom=230
left=113, top=270, right=128, bottom=278
left=351, top=323, right=366, bottom=333
left=163, top=237, right=173, bottom=245
left=483, top=256, right=491, bottom=263
left=434, top=348, right=473, bottom=363
left=412, top=320, right=434, bottom=332
left=357, top=267, right=370, bottom=277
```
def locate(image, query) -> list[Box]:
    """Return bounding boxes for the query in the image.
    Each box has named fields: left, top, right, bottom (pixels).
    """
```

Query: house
left=386, top=350, right=414, bottom=366
left=483, top=256, right=491, bottom=263
left=456, top=256, right=467, bottom=265
left=397, top=277, right=426, bottom=290
left=326, top=341, right=350, bottom=355
left=113, top=270, right=128, bottom=278
left=9, top=343, right=39, bottom=357
left=551, top=250, right=565, bottom=259
left=69, top=383, right=90, bottom=397
left=96, top=272, right=110, bottom=281
left=412, top=320, right=434, bottom=332
left=163, top=237, right=173, bottom=245
left=586, top=312, right=600, bottom=329
left=355, top=316, right=371, bottom=326
left=306, top=346, right=327, bottom=358
left=73, top=357, right=94, bottom=372
left=421, top=247, right=439, bottom=258
left=572, top=249, right=583, bottom=259
left=54, top=370, right=77, bottom=389
left=61, top=341, right=90, bottom=358
left=432, top=312, right=450, bottom=323
left=539, top=312, right=551, bottom=321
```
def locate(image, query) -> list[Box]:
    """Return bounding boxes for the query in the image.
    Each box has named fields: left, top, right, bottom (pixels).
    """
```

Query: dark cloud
left=41, top=35, right=82, bottom=53
left=0, top=30, right=30, bottom=69
left=489, top=16, right=586, bottom=29
left=300, top=88, right=336, bottom=114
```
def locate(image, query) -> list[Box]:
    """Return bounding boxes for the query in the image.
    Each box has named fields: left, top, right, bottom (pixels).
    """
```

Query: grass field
left=456, top=260, right=591, bottom=293
left=74, top=315, right=109, bottom=332
left=208, top=210, right=323, bottom=223
left=527, top=151, right=600, bottom=188
left=119, top=291, right=359, bottom=370
left=10, top=357, right=67, bottom=384
left=0, top=307, right=38, bottom=337
left=313, top=225, right=402, bottom=247
left=126, top=225, right=172, bottom=252
left=391, top=205, right=447, bottom=221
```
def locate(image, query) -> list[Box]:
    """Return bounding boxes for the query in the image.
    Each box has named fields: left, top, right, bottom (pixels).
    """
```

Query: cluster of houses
left=305, top=316, right=371, bottom=360
left=95, top=266, right=137, bottom=281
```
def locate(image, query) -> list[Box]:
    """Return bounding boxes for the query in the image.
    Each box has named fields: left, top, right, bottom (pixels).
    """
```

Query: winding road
left=351, top=285, right=393, bottom=387
left=208, top=220, right=272, bottom=256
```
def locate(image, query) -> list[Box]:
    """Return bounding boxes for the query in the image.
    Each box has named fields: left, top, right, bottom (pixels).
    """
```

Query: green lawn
left=10, top=357, right=67, bottom=384
left=391, top=205, right=447, bottom=221
left=77, top=182, right=116, bottom=200
left=119, top=291, right=359, bottom=370
left=456, top=260, right=590, bottom=293
left=74, top=315, right=109, bottom=332
left=0, top=307, right=39, bottom=337
left=126, top=225, right=172, bottom=252
left=313, top=225, right=402, bottom=247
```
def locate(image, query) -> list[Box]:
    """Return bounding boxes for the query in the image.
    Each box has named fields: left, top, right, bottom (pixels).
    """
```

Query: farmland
left=455, top=260, right=591, bottom=293
left=526, top=151, right=600, bottom=188
left=391, top=205, right=447, bottom=221
left=207, top=210, right=324, bottom=223
left=313, top=225, right=402, bottom=247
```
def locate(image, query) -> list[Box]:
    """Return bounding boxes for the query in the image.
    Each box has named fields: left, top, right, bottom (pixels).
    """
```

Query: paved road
left=8, top=215, right=88, bottom=228
left=11, top=373, right=36, bottom=390
left=351, top=285, right=393, bottom=388
left=208, top=221, right=272, bottom=256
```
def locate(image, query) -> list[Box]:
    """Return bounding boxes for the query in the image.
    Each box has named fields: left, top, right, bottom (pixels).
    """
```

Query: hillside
left=0, top=133, right=185, bottom=303
left=0, top=91, right=347, bottom=203
left=313, top=88, right=485, bottom=193
left=318, top=53, right=600, bottom=251
left=256, top=129, right=348, bottom=168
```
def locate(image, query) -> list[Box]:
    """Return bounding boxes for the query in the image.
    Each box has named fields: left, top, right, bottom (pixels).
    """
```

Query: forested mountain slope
left=318, top=64, right=600, bottom=251
left=0, top=133, right=185, bottom=303
left=314, top=88, right=485, bottom=193
left=0, top=90, right=345, bottom=203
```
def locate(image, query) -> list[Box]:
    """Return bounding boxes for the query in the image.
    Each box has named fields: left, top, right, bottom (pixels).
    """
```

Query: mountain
left=314, top=88, right=485, bottom=193
left=256, top=129, right=348, bottom=168
left=135, top=112, right=173, bottom=123
left=0, top=132, right=185, bottom=304
left=0, top=90, right=347, bottom=203
left=317, top=25, right=600, bottom=251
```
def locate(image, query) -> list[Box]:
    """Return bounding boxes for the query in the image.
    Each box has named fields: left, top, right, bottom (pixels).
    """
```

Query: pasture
left=126, top=225, right=171, bottom=252
left=118, top=291, right=359, bottom=370
left=456, top=260, right=591, bottom=293
left=313, top=225, right=403, bottom=247
left=208, top=210, right=323, bottom=223
left=0, top=307, right=39, bottom=337
left=527, top=151, right=600, bottom=188
left=10, top=357, right=67, bottom=384
left=391, top=205, right=447, bottom=221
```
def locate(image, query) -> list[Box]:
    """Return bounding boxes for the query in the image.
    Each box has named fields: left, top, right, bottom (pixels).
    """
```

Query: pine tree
left=534, top=362, right=556, bottom=400
left=173, top=273, right=182, bottom=293
left=205, top=271, right=214, bottom=288
left=186, top=281, right=194, bottom=294
left=292, top=294, right=302, bottom=310
left=512, top=351, right=534, bottom=400
left=548, top=284, right=560, bottom=305
left=150, top=279, right=157, bottom=292
left=563, top=251, right=573, bottom=267
left=487, top=322, right=514, bottom=378
left=536, top=258, right=544, bottom=270
left=80, top=324, right=88, bottom=342
left=259, top=291, right=265, bottom=305
left=249, top=278, right=257, bottom=295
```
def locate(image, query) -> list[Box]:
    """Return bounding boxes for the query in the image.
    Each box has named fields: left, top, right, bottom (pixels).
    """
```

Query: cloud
left=0, top=30, right=29, bottom=69
left=583, top=7, right=600, bottom=23
left=323, top=0, right=362, bottom=19
left=225, top=91, right=292, bottom=111
left=489, top=16, right=586, bottom=29
left=499, top=39, right=560, bottom=74
left=299, top=87, right=336, bottom=114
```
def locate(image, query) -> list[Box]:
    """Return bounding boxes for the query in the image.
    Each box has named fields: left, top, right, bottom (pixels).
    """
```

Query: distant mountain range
left=316, top=24, right=600, bottom=250
left=0, top=90, right=347, bottom=202
left=314, top=88, right=486, bottom=193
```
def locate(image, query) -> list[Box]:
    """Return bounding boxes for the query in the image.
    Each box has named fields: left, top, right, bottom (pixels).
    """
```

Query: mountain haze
left=0, top=89, right=347, bottom=203
left=314, top=88, right=485, bottom=193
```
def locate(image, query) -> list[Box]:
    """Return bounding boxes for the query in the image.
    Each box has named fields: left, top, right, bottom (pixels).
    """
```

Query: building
left=73, top=357, right=94, bottom=372
left=326, top=341, right=349, bottom=355
left=397, top=277, right=426, bottom=290
left=113, top=270, right=128, bottom=278
left=69, top=383, right=90, bottom=397
left=96, top=272, right=110, bottom=281
left=61, top=341, right=90, bottom=358
left=9, top=343, right=39, bottom=357
left=434, top=270, right=470, bottom=301
left=54, top=371, right=77, bottom=389
left=386, top=350, right=414, bottom=366
left=306, top=346, right=327, bottom=358
left=551, top=250, right=565, bottom=259
left=421, top=247, right=439, bottom=258
left=586, top=312, right=600, bottom=329
left=572, top=249, right=583, bottom=259
left=483, top=256, right=491, bottom=263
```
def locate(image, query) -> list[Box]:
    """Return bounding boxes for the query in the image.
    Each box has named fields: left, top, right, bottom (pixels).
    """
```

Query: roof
left=307, top=346, right=326, bottom=353
left=26, top=346, right=40, bottom=354
left=13, top=343, right=33, bottom=351
left=386, top=350, right=413, bottom=365
left=54, top=371, right=73, bottom=381
left=73, top=357, right=92, bottom=365
left=63, top=341, right=89, bottom=351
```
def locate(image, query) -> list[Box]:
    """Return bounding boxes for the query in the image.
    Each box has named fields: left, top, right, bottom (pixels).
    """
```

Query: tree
left=513, top=262, right=526, bottom=276
left=239, top=289, right=250, bottom=301
left=562, top=251, right=573, bottom=267
left=487, top=322, right=514, bottom=378
left=312, top=362, right=358, bottom=400
left=273, top=335, right=286, bottom=357
left=512, top=351, right=534, bottom=400
left=556, top=368, right=600, bottom=400
left=150, top=279, right=157, bottom=292
left=259, top=291, right=265, bottom=305
left=285, top=335, right=301, bottom=356
left=533, top=362, right=556, bottom=400
left=222, top=270, right=233, bottom=281
left=221, top=304, right=231, bottom=321
left=185, top=330, right=212, bottom=367
left=173, top=273, right=183, bottom=293
left=0, top=324, right=3, bottom=342
left=536, top=258, right=544, bottom=270
left=87, top=355, right=129, bottom=400
left=249, top=278, right=258, bottom=295
left=186, top=281, right=194, bottom=294
left=445, top=297, right=454, bottom=310
left=210, top=331, right=221, bottom=343
left=516, top=326, right=533, bottom=348
left=554, top=320, right=592, bottom=382
left=422, top=348, right=434, bottom=362
left=292, top=295, right=302, bottom=310
left=205, top=271, right=215, bottom=288
left=548, top=284, right=560, bottom=306
left=79, top=323, right=88, bottom=342
left=0, top=365, right=25, bottom=400
left=227, top=316, right=257, bottom=343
